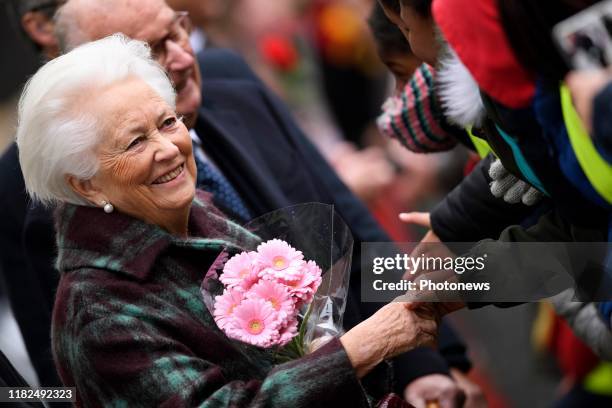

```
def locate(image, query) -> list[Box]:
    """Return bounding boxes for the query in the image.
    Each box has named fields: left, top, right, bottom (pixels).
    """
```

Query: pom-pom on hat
left=432, top=0, right=536, bottom=108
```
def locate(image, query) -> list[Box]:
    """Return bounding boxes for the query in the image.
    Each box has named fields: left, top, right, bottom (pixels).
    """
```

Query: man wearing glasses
left=1, top=0, right=471, bottom=404
left=18, top=0, right=62, bottom=59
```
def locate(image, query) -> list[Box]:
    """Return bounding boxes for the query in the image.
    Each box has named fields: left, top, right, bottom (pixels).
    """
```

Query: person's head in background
left=498, top=0, right=601, bottom=82
left=368, top=1, right=421, bottom=93
left=18, top=0, right=63, bottom=59
left=373, top=2, right=459, bottom=156
left=378, top=0, right=438, bottom=66
left=54, top=0, right=201, bottom=128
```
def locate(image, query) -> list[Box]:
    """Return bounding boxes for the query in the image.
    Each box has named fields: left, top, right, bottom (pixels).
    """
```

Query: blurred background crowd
left=1, top=0, right=610, bottom=407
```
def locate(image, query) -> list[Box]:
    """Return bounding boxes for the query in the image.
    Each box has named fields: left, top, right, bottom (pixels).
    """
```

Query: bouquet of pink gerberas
left=201, top=203, right=353, bottom=360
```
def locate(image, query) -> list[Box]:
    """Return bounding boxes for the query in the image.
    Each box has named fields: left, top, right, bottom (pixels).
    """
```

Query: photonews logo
left=372, top=253, right=488, bottom=275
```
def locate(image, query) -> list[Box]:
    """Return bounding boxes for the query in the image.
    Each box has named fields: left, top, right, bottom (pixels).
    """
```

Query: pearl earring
left=102, top=201, right=114, bottom=214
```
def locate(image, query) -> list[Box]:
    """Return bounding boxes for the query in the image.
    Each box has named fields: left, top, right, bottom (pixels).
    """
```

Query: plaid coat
left=52, top=191, right=370, bottom=407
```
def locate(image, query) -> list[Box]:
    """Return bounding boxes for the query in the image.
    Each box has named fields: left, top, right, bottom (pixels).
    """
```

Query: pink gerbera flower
left=213, top=289, right=244, bottom=330
left=281, top=260, right=322, bottom=305
left=231, top=298, right=281, bottom=347
left=278, top=318, right=299, bottom=346
left=303, top=260, right=323, bottom=300
left=246, top=280, right=295, bottom=323
left=220, top=251, right=260, bottom=291
left=256, top=239, right=305, bottom=279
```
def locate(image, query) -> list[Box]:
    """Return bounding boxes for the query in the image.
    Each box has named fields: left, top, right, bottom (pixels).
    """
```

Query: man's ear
left=66, top=175, right=105, bottom=206
left=21, top=11, right=60, bottom=58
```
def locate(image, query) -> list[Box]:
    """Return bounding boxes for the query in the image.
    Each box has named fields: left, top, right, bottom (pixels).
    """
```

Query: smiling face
left=73, top=77, right=197, bottom=232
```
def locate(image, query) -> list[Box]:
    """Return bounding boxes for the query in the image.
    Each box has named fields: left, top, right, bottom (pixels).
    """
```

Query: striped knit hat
left=377, top=64, right=457, bottom=153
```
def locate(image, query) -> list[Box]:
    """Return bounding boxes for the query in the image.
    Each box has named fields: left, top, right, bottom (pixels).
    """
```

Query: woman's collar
left=54, top=190, right=245, bottom=281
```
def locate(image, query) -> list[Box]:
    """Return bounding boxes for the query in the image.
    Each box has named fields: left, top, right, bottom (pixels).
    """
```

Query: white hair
left=16, top=33, right=176, bottom=206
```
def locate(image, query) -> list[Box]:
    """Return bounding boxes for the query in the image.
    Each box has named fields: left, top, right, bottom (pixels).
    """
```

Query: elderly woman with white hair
left=16, top=34, right=436, bottom=407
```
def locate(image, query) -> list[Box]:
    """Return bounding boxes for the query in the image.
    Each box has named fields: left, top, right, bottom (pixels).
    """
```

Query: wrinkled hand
left=341, top=303, right=437, bottom=378
left=566, top=69, right=612, bottom=133
left=450, top=369, right=487, bottom=408
left=404, top=374, right=465, bottom=408
left=406, top=301, right=466, bottom=325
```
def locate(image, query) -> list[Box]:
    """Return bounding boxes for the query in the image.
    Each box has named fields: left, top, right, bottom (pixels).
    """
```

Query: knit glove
left=488, top=158, right=543, bottom=206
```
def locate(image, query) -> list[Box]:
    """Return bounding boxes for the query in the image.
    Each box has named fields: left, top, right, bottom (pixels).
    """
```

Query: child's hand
left=566, top=69, right=612, bottom=133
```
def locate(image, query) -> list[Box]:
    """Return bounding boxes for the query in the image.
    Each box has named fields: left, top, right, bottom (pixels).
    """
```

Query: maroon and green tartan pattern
left=51, top=191, right=370, bottom=407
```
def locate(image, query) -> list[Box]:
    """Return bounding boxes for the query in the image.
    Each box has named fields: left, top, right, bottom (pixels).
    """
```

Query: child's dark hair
left=369, top=2, right=413, bottom=56
left=378, top=0, right=401, bottom=15
left=399, top=0, right=433, bottom=18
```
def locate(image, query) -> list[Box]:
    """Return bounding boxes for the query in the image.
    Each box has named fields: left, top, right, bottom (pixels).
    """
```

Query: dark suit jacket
left=0, top=349, right=44, bottom=407
left=0, top=48, right=467, bottom=392
left=0, top=144, right=60, bottom=388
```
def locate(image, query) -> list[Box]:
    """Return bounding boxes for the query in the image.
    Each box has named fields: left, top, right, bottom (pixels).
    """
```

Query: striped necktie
left=194, top=154, right=252, bottom=223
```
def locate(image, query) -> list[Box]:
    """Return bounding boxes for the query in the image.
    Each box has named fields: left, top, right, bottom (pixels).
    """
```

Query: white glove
left=488, top=158, right=543, bottom=206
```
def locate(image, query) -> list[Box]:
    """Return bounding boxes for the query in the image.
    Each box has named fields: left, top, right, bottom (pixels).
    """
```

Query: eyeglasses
left=149, top=11, right=193, bottom=63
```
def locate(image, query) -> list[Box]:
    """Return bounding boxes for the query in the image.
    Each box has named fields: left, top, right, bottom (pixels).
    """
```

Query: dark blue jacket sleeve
left=592, top=81, right=612, bottom=164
